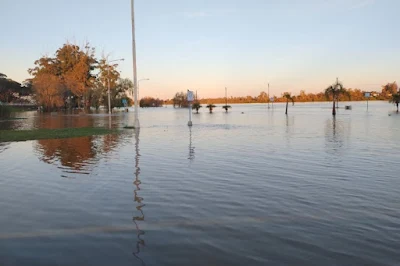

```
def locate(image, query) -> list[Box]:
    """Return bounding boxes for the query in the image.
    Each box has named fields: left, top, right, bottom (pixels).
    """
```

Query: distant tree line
left=167, top=82, right=398, bottom=106
left=172, top=91, right=189, bottom=108
left=140, top=97, right=163, bottom=108
left=3, top=56, right=399, bottom=111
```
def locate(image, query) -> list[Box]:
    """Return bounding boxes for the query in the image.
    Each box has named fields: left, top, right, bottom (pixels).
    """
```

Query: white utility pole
left=131, top=0, right=139, bottom=128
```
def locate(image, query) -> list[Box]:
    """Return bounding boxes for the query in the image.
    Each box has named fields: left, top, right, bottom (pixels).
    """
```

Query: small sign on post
left=187, top=90, right=194, bottom=102
left=122, top=99, right=128, bottom=112
left=187, top=90, right=194, bottom=126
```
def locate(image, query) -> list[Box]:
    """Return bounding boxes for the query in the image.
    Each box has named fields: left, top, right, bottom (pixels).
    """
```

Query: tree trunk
left=285, top=100, right=288, bottom=115
left=332, top=99, right=336, bottom=116
left=77, top=96, right=81, bottom=109
left=196, top=108, right=199, bottom=114
left=397, top=102, right=399, bottom=112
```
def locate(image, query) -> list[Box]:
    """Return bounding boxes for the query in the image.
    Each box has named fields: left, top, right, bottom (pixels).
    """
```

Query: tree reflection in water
left=132, top=128, right=146, bottom=265
left=32, top=114, right=121, bottom=176
left=324, top=117, right=349, bottom=156
left=34, top=133, right=121, bottom=177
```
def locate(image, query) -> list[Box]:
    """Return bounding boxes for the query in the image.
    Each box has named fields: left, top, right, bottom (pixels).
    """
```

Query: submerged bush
left=0, top=104, right=12, bottom=118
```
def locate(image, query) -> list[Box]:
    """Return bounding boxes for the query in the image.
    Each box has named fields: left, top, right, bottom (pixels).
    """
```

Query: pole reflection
left=188, top=126, right=195, bottom=160
left=133, top=128, right=146, bottom=265
left=285, top=115, right=294, bottom=147
left=324, top=116, right=346, bottom=155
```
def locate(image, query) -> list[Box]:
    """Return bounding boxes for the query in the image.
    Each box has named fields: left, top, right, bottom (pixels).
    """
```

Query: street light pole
left=131, top=0, right=139, bottom=128
left=107, top=67, right=111, bottom=114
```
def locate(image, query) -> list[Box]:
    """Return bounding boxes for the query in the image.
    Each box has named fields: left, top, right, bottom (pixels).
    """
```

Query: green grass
left=0, top=127, right=119, bottom=142
left=0, top=117, right=27, bottom=121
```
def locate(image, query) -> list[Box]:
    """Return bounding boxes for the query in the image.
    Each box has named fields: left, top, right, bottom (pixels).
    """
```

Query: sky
left=1, top=0, right=399, bottom=99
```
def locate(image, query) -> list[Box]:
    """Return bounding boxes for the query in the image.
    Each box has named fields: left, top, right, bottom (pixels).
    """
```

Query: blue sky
left=1, top=0, right=399, bottom=98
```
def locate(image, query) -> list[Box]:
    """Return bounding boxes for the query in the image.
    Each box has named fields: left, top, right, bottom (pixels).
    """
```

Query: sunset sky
left=1, top=0, right=399, bottom=99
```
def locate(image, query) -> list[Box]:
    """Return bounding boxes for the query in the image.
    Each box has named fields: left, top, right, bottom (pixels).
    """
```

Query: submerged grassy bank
left=0, top=127, right=119, bottom=142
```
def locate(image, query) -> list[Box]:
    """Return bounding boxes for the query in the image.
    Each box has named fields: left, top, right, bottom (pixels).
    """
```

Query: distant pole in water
left=187, top=90, right=194, bottom=126
left=268, top=83, right=270, bottom=109
left=225, top=87, right=228, bottom=106
left=336, top=77, right=339, bottom=109
left=365, top=91, right=371, bottom=111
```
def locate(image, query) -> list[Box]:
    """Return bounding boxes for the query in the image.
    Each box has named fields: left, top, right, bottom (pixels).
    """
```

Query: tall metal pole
left=107, top=66, right=111, bottom=114
left=268, top=83, right=270, bottom=109
left=336, top=77, right=339, bottom=109
left=188, top=90, right=193, bottom=126
left=188, top=103, right=192, bottom=126
left=132, top=0, right=139, bottom=128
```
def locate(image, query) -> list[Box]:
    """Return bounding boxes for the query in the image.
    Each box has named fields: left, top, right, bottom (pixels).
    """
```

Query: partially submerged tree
left=381, top=82, right=398, bottom=99
left=325, top=79, right=350, bottom=116
left=172, top=91, right=188, bottom=108
left=140, top=97, right=163, bottom=107
left=283, top=92, right=294, bottom=115
left=32, top=73, right=65, bottom=111
left=192, top=101, right=202, bottom=113
left=389, top=93, right=400, bottom=112
left=222, top=105, right=231, bottom=112
left=222, top=87, right=231, bottom=112
left=28, top=42, right=98, bottom=110
left=206, top=104, right=216, bottom=113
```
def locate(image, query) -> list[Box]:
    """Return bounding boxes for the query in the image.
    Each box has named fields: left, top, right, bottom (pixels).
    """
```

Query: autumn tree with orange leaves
left=29, top=43, right=101, bottom=111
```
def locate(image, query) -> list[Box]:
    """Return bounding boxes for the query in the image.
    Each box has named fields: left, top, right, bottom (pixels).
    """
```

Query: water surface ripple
left=0, top=102, right=400, bottom=266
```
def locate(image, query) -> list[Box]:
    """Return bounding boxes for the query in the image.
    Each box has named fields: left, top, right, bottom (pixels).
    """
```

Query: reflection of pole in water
left=188, top=127, right=195, bottom=160
left=332, top=116, right=336, bottom=137
left=133, top=128, right=146, bottom=265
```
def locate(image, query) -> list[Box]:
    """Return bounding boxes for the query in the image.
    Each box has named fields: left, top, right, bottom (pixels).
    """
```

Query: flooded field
left=1, top=101, right=399, bottom=266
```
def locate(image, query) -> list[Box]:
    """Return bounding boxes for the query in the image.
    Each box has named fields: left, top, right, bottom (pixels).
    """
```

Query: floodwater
left=0, top=101, right=400, bottom=266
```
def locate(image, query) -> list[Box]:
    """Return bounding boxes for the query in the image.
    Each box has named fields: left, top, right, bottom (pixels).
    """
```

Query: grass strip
left=0, top=127, right=119, bottom=142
